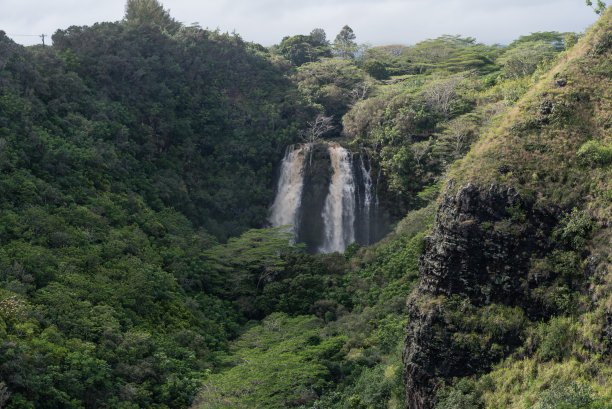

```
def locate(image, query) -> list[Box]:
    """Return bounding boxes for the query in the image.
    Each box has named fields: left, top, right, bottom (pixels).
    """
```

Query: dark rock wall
left=297, top=144, right=332, bottom=253
left=402, top=181, right=559, bottom=409
left=419, top=182, right=557, bottom=307
left=352, top=151, right=391, bottom=247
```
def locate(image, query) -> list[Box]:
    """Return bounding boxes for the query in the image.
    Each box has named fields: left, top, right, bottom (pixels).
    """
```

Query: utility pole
left=40, top=34, right=46, bottom=46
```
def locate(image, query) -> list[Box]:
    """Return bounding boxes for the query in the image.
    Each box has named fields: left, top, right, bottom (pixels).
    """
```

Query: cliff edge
left=403, top=9, right=612, bottom=409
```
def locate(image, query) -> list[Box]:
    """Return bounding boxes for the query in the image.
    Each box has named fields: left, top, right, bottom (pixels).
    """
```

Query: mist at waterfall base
left=269, top=143, right=390, bottom=254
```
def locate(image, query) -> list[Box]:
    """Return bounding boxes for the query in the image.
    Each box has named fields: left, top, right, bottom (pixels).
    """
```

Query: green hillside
left=404, top=8, right=612, bottom=409
left=0, top=1, right=611, bottom=409
left=0, top=2, right=309, bottom=407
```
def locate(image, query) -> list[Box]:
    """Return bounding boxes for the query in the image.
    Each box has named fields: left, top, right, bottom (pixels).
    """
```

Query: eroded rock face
left=402, top=182, right=558, bottom=409
left=402, top=297, right=447, bottom=409
left=419, top=182, right=557, bottom=306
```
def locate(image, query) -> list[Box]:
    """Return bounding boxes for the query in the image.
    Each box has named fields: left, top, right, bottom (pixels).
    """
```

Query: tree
left=299, top=114, right=335, bottom=145
left=192, top=314, right=345, bottom=409
left=586, top=0, right=607, bottom=14
left=382, top=145, right=419, bottom=195
left=205, top=228, right=293, bottom=299
left=402, top=35, right=499, bottom=74
left=411, top=140, right=431, bottom=167
left=333, top=25, right=358, bottom=60
left=509, top=31, right=567, bottom=51
left=498, top=40, right=556, bottom=78
left=278, top=35, right=317, bottom=66
left=277, top=32, right=331, bottom=66
left=124, top=0, right=181, bottom=33
left=436, top=113, right=479, bottom=160
left=309, top=28, right=329, bottom=47
left=359, top=46, right=403, bottom=66
left=423, top=75, right=464, bottom=118
left=348, top=81, right=371, bottom=103
left=299, top=114, right=335, bottom=164
left=565, top=32, right=580, bottom=50
left=363, top=60, right=389, bottom=80
left=295, top=58, right=371, bottom=124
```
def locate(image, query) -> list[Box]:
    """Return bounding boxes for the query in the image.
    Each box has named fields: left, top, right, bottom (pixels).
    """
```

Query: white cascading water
left=269, top=144, right=310, bottom=241
left=359, top=154, right=373, bottom=243
left=319, top=144, right=356, bottom=253
left=375, top=166, right=382, bottom=208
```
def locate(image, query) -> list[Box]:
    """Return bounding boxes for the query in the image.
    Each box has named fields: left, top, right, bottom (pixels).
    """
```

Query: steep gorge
left=1, top=3, right=611, bottom=408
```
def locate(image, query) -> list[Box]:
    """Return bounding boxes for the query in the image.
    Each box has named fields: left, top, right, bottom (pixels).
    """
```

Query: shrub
left=350, top=361, right=405, bottom=409
left=591, top=32, right=612, bottom=56
left=536, top=316, right=574, bottom=362
left=553, top=207, right=595, bottom=250
left=501, top=76, right=530, bottom=104
left=534, top=382, right=612, bottom=409
left=576, top=140, right=612, bottom=167
left=364, top=60, right=389, bottom=80
left=436, top=379, right=484, bottom=409
left=509, top=117, right=541, bottom=135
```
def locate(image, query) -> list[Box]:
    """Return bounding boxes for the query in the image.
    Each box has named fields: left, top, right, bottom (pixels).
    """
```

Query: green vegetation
left=421, top=7, right=612, bottom=409
left=276, top=29, right=332, bottom=67
left=333, top=26, right=359, bottom=60
left=1, top=1, right=611, bottom=408
left=587, top=0, right=608, bottom=15
left=192, top=313, right=345, bottom=409
left=0, top=0, right=311, bottom=405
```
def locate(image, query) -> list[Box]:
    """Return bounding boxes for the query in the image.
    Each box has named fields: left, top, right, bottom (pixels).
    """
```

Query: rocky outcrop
left=402, top=181, right=558, bottom=409
left=419, top=181, right=558, bottom=307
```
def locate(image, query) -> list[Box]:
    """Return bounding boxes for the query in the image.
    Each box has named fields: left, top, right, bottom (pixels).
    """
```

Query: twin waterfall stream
left=269, top=144, right=310, bottom=240
left=269, top=143, right=386, bottom=253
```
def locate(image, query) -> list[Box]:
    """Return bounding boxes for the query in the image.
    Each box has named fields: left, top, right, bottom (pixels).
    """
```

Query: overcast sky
left=0, top=0, right=601, bottom=47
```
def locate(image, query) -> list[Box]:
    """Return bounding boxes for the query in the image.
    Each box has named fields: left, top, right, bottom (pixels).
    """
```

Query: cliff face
left=402, top=183, right=558, bottom=409
left=418, top=182, right=556, bottom=307
left=402, top=9, right=612, bottom=407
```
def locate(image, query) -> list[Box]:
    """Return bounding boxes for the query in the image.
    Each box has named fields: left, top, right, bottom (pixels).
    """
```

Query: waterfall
left=375, top=166, right=382, bottom=208
left=359, top=153, right=374, bottom=244
left=319, top=144, right=355, bottom=253
left=269, top=144, right=310, bottom=240
left=269, top=142, right=388, bottom=253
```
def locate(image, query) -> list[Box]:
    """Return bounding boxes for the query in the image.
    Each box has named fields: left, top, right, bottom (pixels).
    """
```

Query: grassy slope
left=452, top=9, right=611, bottom=214
left=442, top=8, right=612, bottom=408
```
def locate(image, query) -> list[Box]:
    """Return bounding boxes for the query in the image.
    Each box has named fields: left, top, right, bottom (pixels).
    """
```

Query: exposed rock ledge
left=402, top=181, right=559, bottom=409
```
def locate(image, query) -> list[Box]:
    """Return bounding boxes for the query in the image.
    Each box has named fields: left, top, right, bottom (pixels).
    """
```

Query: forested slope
left=1, top=1, right=611, bottom=409
left=2, top=12, right=308, bottom=240
left=192, top=9, right=612, bottom=409
left=0, top=2, right=308, bottom=407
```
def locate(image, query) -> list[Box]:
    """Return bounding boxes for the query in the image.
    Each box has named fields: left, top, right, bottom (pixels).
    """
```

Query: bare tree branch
left=298, top=114, right=335, bottom=165
left=423, top=74, right=464, bottom=119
